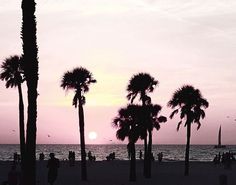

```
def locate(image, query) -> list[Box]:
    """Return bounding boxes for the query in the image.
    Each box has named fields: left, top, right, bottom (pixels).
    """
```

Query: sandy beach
left=1, top=160, right=235, bottom=185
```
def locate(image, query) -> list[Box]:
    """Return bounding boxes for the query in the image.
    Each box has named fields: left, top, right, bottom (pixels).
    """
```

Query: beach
left=1, top=160, right=235, bottom=185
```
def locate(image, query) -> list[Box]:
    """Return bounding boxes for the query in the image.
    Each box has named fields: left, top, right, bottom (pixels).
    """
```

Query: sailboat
left=214, top=125, right=226, bottom=148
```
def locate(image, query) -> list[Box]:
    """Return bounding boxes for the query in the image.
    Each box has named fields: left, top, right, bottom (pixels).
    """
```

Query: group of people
left=106, top=152, right=116, bottom=161
left=6, top=152, right=60, bottom=185
left=213, top=151, right=235, bottom=169
left=68, top=151, right=75, bottom=166
left=6, top=149, right=165, bottom=185
left=138, top=150, right=164, bottom=162
left=87, top=151, right=96, bottom=161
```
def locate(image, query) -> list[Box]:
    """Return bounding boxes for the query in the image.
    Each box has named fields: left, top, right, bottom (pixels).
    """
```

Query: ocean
left=0, top=144, right=235, bottom=162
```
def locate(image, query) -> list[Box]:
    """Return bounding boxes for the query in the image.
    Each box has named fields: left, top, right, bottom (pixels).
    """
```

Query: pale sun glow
left=88, top=131, right=97, bottom=140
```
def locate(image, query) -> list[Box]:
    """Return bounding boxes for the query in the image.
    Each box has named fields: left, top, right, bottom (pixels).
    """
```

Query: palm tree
left=21, top=0, right=39, bottom=184
left=144, top=104, right=167, bottom=178
left=113, top=104, right=143, bottom=181
left=61, top=67, right=96, bottom=181
left=0, top=55, right=26, bottom=169
left=168, top=85, right=209, bottom=176
left=127, top=73, right=158, bottom=105
left=127, top=73, right=158, bottom=177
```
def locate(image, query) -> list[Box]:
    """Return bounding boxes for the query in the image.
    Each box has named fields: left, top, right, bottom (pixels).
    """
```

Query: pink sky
left=0, top=0, right=236, bottom=144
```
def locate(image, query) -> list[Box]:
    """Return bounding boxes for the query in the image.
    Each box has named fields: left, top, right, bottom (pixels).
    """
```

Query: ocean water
left=0, top=144, right=235, bottom=162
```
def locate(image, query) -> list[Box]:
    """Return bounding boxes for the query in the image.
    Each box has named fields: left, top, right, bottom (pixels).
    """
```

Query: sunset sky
left=0, top=0, right=236, bottom=144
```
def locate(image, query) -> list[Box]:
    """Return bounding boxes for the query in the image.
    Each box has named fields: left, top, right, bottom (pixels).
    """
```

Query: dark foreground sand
left=1, top=160, right=235, bottom=185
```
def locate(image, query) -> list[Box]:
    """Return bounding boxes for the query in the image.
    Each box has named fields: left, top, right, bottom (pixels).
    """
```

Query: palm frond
left=72, top=94, right=78, bottom=108
left=116, top=128, right=127, bottom=141
left=112, top=117, right=121, bottom=127
left=196, top=121, right=201, bottom=130
left=153, top=122, right=160, bottom=130
left=170, top=109, right=178, bottom=119
left=131, top=94, right=137, bottom=104
left=60, top=71, right=74, bottom=90
left=201, top=98, right=209, bottom=108
left=152, top=104, right=162, bottom=114
left=158, top=116, right=167, bottom=123
left=177, top=121, right=182, bottom=131
left=200, top=109, right=206, bottom=119
left=126, top=93, right=132, bottom=100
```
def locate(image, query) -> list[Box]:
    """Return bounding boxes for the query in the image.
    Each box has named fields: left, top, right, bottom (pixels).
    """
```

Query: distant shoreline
left=0, top=144, right=235, bottom=145
left=1, top=144, right=235, bottom=162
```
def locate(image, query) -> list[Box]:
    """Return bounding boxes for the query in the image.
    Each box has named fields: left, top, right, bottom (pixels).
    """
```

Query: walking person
left=47, top=153, right=60, bottom=185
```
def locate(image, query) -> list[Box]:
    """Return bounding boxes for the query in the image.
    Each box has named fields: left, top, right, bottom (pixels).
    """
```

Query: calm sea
left=0, top=144, right=235, bottom=162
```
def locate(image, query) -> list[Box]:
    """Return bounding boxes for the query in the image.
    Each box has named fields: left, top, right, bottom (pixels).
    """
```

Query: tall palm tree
left=113, top=104, right=143, bottom=181
left=127, top=73, right=158, bottom=177
left=168, top=85, right=209, bottom=176
left=0, top=55, right=26, bottom=169
left=21, top=0, right=39, bottom=184
left=144, top=104, right=167, bottom=178
left=61, top=67, right=96, bottom=181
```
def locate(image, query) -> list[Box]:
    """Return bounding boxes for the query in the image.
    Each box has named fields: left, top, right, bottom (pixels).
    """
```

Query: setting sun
left=88, top=131, right=97, bottom=140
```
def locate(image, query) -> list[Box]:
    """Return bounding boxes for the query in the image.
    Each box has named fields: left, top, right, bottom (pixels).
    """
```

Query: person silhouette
left=88, top=151, right=92, bottom=160
left=39, top=152, right=45, bottom=161
left=47, top=153, right=60, bottom=185
left=139, top=150, right=143, bottom=160
left=158, top=152, right=163, bottom=162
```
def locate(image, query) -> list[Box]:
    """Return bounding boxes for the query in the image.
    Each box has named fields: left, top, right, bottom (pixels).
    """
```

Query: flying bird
left=12, top=130, right=15, bottom=132
left=48, top=134, right=51, bottom=137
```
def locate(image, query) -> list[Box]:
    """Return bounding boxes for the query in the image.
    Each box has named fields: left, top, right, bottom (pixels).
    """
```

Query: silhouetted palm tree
left=113, top=104, right=143, bottom=181
left=61, top=67, right=96, bottom=181
left=0, top=55, right=26, bottom=169
left=127, top=73, right=158, bottom=105
left=21, top=0, right=39, bottom=184
left=144, top=104, right=167, bottom=178
left=168, top=85, right=209, bottom=176
left=127, top=73, right=158, bottom=177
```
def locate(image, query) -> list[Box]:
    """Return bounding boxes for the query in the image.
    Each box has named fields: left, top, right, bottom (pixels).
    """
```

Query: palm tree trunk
left=146, top=130, right=152, bottom=178
left=18, top=84, right=25, bottom=170
left=184, top=122, right=191, bottom=176
left=25, top=89, right=37, bottom=185
left=143, top=135, right=148, bottom=177
left=21, top=0, right=38, bottom=184
left=141, top=95, right=148, bottom=177
left=78, top=92, right=87, bottom=181
left=129, top=142, right=136, bottom=181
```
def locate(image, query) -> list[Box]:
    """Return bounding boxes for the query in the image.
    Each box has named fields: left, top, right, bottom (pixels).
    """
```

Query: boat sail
left=214, top=125, right=226, bottom=148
